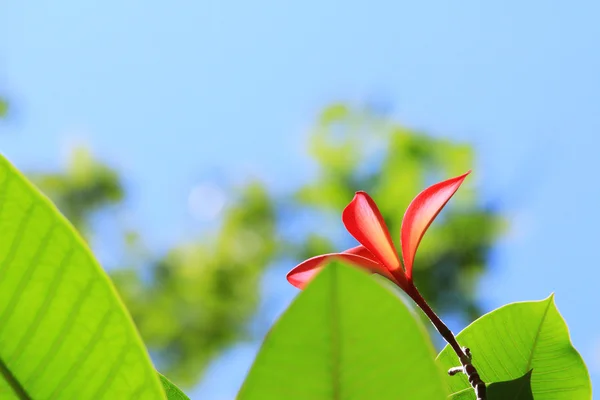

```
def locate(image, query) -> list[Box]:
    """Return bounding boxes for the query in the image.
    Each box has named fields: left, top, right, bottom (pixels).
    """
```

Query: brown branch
left=406, top=282, right=487, bottom=400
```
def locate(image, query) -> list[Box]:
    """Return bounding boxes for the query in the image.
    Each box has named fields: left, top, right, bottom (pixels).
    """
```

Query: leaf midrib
left=525, top=299, right=553, bottom=372
left=0, top=355, right=31, bottom=400
left=448, top=299, right=554, bottom=398
left=330, top=265, right=340, bottom=400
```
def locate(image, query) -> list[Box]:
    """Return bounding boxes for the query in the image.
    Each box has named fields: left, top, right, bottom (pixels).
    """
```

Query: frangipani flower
left=287, top=170, right=487, bottom=398
left=286, top=171, right=471, bottom=295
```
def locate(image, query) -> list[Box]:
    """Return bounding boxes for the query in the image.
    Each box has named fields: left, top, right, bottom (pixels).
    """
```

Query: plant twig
left=406, top=282, right=487, bottom=400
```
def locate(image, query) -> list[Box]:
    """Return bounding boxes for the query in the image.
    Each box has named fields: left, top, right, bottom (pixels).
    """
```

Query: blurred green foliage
left=0, top=98, right=7, bottom=117
left=29, top=147, right=124, bottom=237
left=112, top=183, right=277, bottom=385
left=31, top=103, right=503, bottom=388
left=296, top=103, right=503, bottom=318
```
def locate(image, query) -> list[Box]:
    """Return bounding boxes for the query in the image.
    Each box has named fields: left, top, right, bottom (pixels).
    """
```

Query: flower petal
left=342, top=192, right=402, bottom=272
left=286, top=252, right=400, bottom=289
left=401, top=171, right=471, bottom=279
left=342, top=245, right=379, bottom=262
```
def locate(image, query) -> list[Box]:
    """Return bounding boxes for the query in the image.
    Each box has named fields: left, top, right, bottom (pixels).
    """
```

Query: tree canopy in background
left=294, top=104, right=503, bottom=319
left=0, top=97, right=7, bottom=118
left=29, top=103, right=504, bottom=388
left=29, top=147, right=124, bottom=237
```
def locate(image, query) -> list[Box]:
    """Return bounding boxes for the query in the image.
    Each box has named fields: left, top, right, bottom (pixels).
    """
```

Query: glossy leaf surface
left=0, top=155, right=165, bottom=399
left=437, top=296, right=591, bottom=399
left=239, top=261, right=448, bottom=400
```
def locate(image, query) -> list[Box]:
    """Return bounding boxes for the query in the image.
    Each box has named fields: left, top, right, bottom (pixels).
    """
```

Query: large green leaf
left=437, top=295, right=591, bottom=399
left=0, top=154, right=165, bottom=399
left=238, top=261, right=448, bottom=400
left=158, top=373, right=190, bottom=400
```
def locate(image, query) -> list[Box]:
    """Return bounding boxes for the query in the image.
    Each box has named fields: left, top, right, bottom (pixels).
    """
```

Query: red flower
left=286, top=171, right=471, bottom=294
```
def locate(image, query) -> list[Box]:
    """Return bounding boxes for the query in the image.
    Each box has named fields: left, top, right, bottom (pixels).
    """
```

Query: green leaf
left=487, top=370, right=534, bottom=400
left=0, top=154, right=165, bottom=399
left=437, top=295, right=591, bottom=399
left=158, top=373, right=190, bottom=400
left=238, top=261, right=448, bottom=400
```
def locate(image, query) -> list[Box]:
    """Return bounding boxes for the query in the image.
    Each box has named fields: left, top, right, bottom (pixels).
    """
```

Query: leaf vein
left=24, top=277, right=97, bottom=387
left=0, top=202, right=36, bottom=287
left=48, top=309, right=114, bottom=399
left=0, top=222, right=58, bottom=331
left=8, top=243, right=76, bottom=366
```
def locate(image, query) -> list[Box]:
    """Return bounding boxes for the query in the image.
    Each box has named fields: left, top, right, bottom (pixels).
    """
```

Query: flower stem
left=406, top=282, right=487, bottom=400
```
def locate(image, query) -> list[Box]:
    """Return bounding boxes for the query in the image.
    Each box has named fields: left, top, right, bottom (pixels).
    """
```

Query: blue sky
left=2, top=1, right=600, bottom=398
